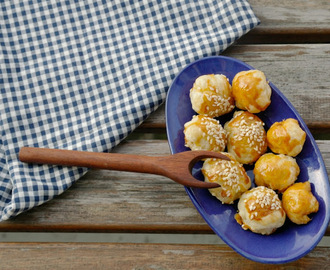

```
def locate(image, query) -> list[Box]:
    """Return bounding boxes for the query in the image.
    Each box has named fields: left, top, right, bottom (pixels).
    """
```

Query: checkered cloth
left=0, top=0, right=259, bottom=221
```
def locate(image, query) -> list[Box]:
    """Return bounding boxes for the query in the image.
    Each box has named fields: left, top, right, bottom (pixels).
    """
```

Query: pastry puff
left=232, top=70, right=271, bottom=113
left=267, top=118, right=306, bottom=157
left=254, top=153, right=300, bottom=192
left=202, top=153, right=251, bottom=204
left=184, top=115, right=227, bottom=152
left=235, top=186, right=286, bottom=235
left=282, top=182, right=319, bottom=225
left=224, top=111, right=267, bottom=164
left=190, top=74, right=235, bottom=117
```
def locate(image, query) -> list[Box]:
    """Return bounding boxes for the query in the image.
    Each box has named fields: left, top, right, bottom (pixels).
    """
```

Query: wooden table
left=1, top=1, right=329, bottom=269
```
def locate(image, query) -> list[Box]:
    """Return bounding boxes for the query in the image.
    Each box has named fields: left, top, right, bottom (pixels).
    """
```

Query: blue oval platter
left=165, top=56, right=330, bottom=264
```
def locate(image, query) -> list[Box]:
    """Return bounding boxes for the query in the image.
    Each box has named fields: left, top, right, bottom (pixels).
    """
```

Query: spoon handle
left=19, top=147, right=163, bottom=175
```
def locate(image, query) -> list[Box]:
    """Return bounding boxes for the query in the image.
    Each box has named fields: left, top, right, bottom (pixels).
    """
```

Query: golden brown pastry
left=282, top=182, right=319, bottom=225
left=189, top=74, right=235, bottom=117
left=267, top=118, right=306, bottom=157
left=253, top=153, right=300, bottom=192
left=184, top=115, right=227, bottom=152
left=235, top=186, right=286, bottom=235
left=202, top=153, right=251, bottom=204
left=232, top=70, right=271, bottom=113
left=224, top=111, right=267, bottom=164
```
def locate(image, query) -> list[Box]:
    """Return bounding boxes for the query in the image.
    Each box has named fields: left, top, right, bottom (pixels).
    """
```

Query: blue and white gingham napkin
left=0, top=0, right=259, bottom=220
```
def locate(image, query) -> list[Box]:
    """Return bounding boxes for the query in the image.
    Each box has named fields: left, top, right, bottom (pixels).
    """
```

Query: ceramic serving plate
left=165, top=56, right=330, bottom=264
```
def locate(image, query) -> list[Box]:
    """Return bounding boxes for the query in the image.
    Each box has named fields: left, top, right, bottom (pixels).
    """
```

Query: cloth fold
left=0, top=0, right=259, bottom=221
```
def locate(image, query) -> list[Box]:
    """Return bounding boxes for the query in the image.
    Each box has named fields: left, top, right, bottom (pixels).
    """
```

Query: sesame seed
left=247, top=187, right=282, bottom=212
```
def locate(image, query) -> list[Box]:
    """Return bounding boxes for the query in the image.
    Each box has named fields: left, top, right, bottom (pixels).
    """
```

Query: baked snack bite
left=232, top=70, right=271, bottom=113
left=282, top=182, right=319, bottom=225
left=189, top=74, right=235, bottom=117
left=254, top=153, right=300, bottom=192
left=224, top=111, right=267, bottom=164
left=184, top=115, right=227, bottom=152
left=202, top=153, right=251, bottom=204
left=267, top=118, right=306, bottom=157
left=235, top=186, right=286, bottom=235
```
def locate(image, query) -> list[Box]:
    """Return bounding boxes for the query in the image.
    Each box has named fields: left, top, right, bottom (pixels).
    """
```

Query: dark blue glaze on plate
left=165, top=56, right=330, bottom=264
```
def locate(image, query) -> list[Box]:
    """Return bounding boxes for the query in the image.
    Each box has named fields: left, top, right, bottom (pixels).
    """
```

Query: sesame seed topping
left=206, top=158, right=248, bottom=194
left=227, top=112, right=266, bottom=153
left=199, top=116, right=227, bottom=151
left=246, top=186, right=282, bottom=216
left=202, top=93, right=234, bottom=117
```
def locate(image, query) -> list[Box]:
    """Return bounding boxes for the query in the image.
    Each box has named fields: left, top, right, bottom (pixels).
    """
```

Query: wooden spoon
left=19, top=147, right=230, bottom=188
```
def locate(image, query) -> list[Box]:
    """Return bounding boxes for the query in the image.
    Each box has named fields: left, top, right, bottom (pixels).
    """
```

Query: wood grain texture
left=240, top=0, right=330, bottom=43
left=143, top=44, right=330, bottom=129
left=1, top=140, right=329, bottom=235
left=0, top=242, right=329, bottom=270
left=249, top=0, right=330, bottom=29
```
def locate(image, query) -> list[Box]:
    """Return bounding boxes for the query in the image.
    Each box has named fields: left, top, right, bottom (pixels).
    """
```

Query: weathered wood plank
left=1, top=140, right=329, bottom=234
left=0, top=242, right=328, bottom=270
left=143, top=44, right=330, bottom=130
left=240, top=28, right=330, bottom=44
left=250, top=0, right=330, bottom=28
left=242, top=0, right=330, bottom=43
